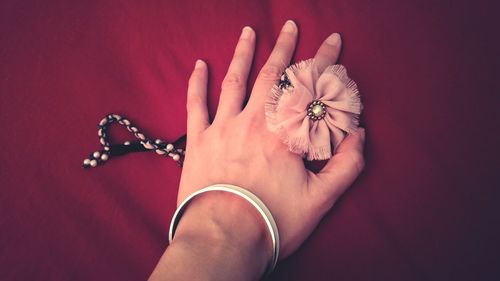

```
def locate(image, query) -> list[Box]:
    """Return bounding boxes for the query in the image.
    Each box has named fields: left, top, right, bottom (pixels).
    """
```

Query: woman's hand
left=149, top=20, right=365, bottom=281
left=179, top=19, right=365, bottom=257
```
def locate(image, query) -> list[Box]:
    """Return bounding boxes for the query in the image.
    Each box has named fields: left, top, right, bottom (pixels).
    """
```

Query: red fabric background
left=1, top=0, right=499, bottom=280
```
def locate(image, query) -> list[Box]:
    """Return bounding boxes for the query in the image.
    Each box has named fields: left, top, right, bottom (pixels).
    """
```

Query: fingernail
left=195, top=59, right=205, bottom=69
left=326, top=33, right=341, bottom=45
left=241, top=26, right=254, bottom=39
left=282, top=20, right=297, bottom=33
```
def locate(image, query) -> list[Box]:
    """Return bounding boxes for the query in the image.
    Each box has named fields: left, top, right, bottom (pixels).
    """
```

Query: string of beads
left=83, top=114, right=185, bottom=168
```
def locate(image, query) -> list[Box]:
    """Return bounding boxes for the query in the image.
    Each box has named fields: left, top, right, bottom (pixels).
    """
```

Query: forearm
left=149, top=191, right=271, bottom=281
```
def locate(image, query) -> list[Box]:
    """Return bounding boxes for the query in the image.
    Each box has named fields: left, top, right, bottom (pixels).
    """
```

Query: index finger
left=244, top=20, right=298, bottom=114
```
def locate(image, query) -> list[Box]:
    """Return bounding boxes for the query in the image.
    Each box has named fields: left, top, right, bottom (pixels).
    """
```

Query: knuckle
left=350, top=152, right=365, bottom=174
left=208, top=122, right=229, bottom=141
left=239, top=110, right=264, bottom=130
left=221, top=73, right=245, bottom=90
left=308, top=179, right=337, bottom=214
left=258, top=64, right=282, bottom=81
left=186, top=94, right=203, bottom=109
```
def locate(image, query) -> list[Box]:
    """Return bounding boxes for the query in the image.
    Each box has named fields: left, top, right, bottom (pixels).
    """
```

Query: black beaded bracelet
left=82, top=113, right=186, bottom=168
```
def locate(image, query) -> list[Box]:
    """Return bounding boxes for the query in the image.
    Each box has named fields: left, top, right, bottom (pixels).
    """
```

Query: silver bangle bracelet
left=168, top=184, right=280, bottom=276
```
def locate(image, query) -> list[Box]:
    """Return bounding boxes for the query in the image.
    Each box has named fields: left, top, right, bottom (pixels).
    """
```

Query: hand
left=150, top=20, right=365, bottom=281
left=179, top=20, right=365, bottom=258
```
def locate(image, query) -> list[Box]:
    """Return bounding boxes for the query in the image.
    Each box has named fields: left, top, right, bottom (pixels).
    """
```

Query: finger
left=313, top=33, right=342, bottom=73
left=245, top=20, right=298, bottom=113
left=309, top=128, right=366, bottom=209
left=186, top=60, right=210, bottom=138
left=214, top=26, right=256, bottom=122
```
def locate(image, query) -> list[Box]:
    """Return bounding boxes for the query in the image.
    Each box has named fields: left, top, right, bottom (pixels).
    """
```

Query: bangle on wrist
left=169, top=184, right=280, bottom=277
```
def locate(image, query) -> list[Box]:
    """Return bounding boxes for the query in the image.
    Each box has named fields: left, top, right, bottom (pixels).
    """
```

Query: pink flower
left=265, top=59, right=362, bottom=160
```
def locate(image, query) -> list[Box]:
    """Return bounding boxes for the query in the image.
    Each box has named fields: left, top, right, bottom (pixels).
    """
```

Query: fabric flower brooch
left=265, top=59, right=362, bottom=160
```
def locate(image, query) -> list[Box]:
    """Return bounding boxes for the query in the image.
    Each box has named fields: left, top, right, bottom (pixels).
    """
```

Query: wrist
left=177, top=191, right=268, bottom=242
left=170, top=191, right=271, bottom=280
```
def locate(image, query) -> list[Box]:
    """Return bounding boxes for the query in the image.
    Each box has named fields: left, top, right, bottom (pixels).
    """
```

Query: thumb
left=308, top=128, right=366, bottom=209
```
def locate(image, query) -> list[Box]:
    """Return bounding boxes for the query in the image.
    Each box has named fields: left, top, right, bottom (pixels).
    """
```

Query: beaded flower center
left=307, top=100, right=327, bottom=121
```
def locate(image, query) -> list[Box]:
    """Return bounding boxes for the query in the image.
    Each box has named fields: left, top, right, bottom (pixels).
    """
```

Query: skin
left=149, top=20, right=366, bottom=281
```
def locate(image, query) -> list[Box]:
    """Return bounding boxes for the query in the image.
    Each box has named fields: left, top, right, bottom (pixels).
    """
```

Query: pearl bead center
left=311, top=105, right=324, bottom=117
left=307, top=100, right=327, bottom=121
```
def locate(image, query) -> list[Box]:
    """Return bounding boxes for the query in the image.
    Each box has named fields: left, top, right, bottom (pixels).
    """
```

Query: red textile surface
left=1, top=0, right=499, bottom=280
